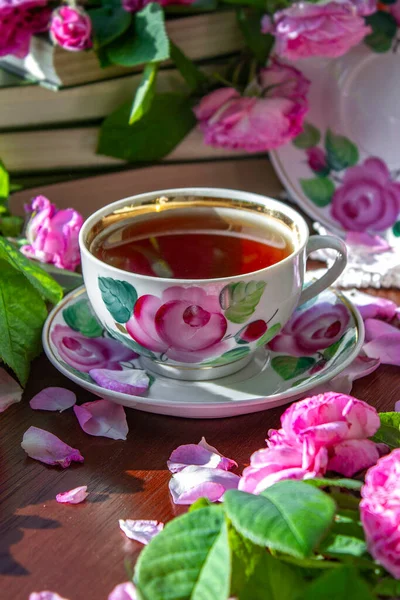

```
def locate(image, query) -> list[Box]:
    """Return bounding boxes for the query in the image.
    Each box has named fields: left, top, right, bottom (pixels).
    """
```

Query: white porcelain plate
left=270, top=44, right=400, bottom=248
left=43, top=285, right=364, bottom=418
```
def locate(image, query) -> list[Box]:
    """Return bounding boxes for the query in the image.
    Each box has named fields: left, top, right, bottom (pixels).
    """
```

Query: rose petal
left=56, top=486, right=88, bottom=504
left=328, top=439, right=380, bottom=477
left=395, top=400, right=400, bottom=412
left=89, top=368, right=149, bottom=396
left=345, top=232, right=390, bottom=253
left=345, top=290, right=398, bottom=321
left=325, top=355, right=381, bottom=394
left=169, top=465, right=240, bottom=505
left=0, top=368, right=22, bottom=413
left=118, top=519, right=164, bottom=544
left=29, top=593, right=70, bottom=600
left=21, top=426, right=84, bottom=468
left=363, top=333, right=400, bottom=366
left=30, top=387, right=76, bottom=412
left=364, top=318, right=399, bottom=342
left=73, top=399, right=128, bottom=440
left=167, top=437, right=238, bottom=473
left=108, top=582, right=137, bottom=600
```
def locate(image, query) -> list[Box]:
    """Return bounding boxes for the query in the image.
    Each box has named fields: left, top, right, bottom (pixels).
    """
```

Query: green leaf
left=106, top=3, right=169, bottom=67
left=0, top=237, right=63, bottom=305
left=129, top=63, right=158, bottom=125
left=189, top=497, right=212, bottom=512
left=0, top=260, right=47, bottom=385
left=374, top=578, right=400, bottom=597
left=97, top=93, right=196, bottom=162
left=392, top=221, right=400, bottom=237
left=365, top=11, right=397, bottom=52
left=98, top=277, right=137, bottom=323
left=0, top=161, right=10, bottom=198
left=254, top=322, right=281, bottom=347
left=298, top=565, right=376, bottom=600
left=106, top=327, right=156, bottom=359
left=271, top=355, right=315, bottom=380
left=331, top=491, right=360, bottom=511
left=319, top=534, right=367, bottom=559
left=59, top=360, right=94, bottom=383
left=237, top=8, right=274, bottom=64
left=89, top=5, right=131, bottom=48
left=372, top=411, right=400, bottom=449
left=0, top=215, right=23, bottom=237
left=300, top=177, right=334, bottom=207
left=204, top=346, right=251, bottom=366
left=223, top=0, right=266, bottom=7
left=224, top=481, right=336, bottom=559
left=239, top=552, right=304, bottom=600
left=220, top=280, right=266, bottom=324
left=170, top=42, right=209, bottom=93
left=325, top=129, right=359, bottom=171
left=135, top=506, right=231, bottom=600
left=228, top=525, right=264, bottom=597
left=293, top=123, right=321, bottom=149
left=322, top=335, right=346, bottom=360
left=304, top=478, right=362, bottom=491
left=63, top=299, right=103, bottom=338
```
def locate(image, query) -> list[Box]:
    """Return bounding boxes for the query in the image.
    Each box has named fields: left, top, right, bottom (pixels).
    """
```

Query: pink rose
left=21, top=195, right=83, bottom=271
left=51, top=325, right=138, bottom=373
left=126, top=286, right=228, bottom=363
left=0, top=0, right=51, bottom=58
left=390, top=0, right=400, bottom=25
left=306, top=147, right=329, bottom=176
left=266, top=1, right=373, bottom=61
left=331, top=158, right=400, bottom=232
left=193, top=59, right=310, bottom=152
left=360, top=449, right=400, bottom=578
left=50, top=5, right=91, bottom=52
left=268, top=302, right=350, bottom=356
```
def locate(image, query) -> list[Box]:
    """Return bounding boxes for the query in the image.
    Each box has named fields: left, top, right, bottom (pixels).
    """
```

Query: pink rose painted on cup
left=126, top=287, right=228, bottom=363
left=331, top=158, right=400, bottom=232
left=193, top=59, right=310, bottom=152
left=268, top=302, right=350, bottom=356
left=360, top=449, right=400, bottom=579
left=50, top=5, right=92, bottom=52
left=0, top=1, right=51, bottom=58
left=264, top=1, right=373, bottom=61
left=51, top=325, right=138, bottom=372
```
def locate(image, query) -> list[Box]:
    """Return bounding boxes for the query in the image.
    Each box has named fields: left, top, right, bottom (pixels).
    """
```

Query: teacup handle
left=298, top=235, right=347, bottom=306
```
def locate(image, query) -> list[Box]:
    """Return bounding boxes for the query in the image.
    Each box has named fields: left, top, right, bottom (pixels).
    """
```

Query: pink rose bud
left=238, top=320, right=268, bottom=343
left=306, top=147, right=329, bottom=176
left=50, top=5, right=92, bottom=52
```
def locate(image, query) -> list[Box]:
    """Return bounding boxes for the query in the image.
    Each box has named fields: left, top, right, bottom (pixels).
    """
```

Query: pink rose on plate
left=126, top=286, right=228, bottom=363
left=265, top=1, right=373, bottom=61
left=306, top=147, right=329, bottom=176
left=21, top=195, right=83, bottom=271
left=360, top=449, right=400, bottom=578
left=331, top=158, right=400, bottom=232
left=193, top=59, right=310, bottom=152
left=51, top=325, right=138, bottom=373
left=50, top=5, right=92, bottom=52
left=268, top=302, right=350, bottom=356
left=0, top=0, right=51, bottom=58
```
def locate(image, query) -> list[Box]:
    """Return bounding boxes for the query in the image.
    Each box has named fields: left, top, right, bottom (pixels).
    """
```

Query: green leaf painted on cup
left=271, top=355, right=315, bottom=380
left=392, top=221, right=400, bottom=237
left=372, top=411, right=400, bottom=449
left=220, top=281, right=266, bottom=324
left=135, top=506, right=231, bottom=600
left=293, top=123, right=321, bottom=149
left=98, top=277, right=137, bottom=323
left=300, top=177, right=335, bottom=207
left=63, top=299, right=103, bottom=338
left=224, top=481, right=336, bottom=558
left=322, top=334, right=346, bottom=360
left=325, top=129, right=359, bottom=171
left=255, top=322, right=281, bottom=347
left=59, top=360, right=94, bottom=383
left=129, top=63, right=158, bottom=125
left=205, top=346, right=251, bottom=366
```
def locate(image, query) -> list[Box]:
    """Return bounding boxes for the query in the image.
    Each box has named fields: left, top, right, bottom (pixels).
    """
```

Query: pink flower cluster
left=194, top=59, right=310, bottom=153
left=361, top=449, right=400, bottom=579
left=263, top=0, right=375, bottom=61
left=239, top=392, right=386, bottom=494
left=50, top=5, right=92, bottom=52
left=21, top=195, right=83, bottom=271
left=0, top=0, right=51, bottom=58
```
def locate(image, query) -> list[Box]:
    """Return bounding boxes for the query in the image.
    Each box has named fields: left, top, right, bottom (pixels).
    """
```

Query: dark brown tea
left=90, top=208, right=293, bottom=279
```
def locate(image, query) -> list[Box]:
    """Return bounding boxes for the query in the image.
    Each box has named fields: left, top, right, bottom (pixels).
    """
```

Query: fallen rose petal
left=74, top=399, right=128, bottom=440
left=328, top=439, right=381, bottom=477
left=346, top=290, right=398, bottom=321
left=29, top=593, right=70, bottom=600
left=364, top=318, right=399, bottom=342
left=0, top=368, right=22, bottom=413
left=324, top=355, right=381, bottom=394
left=395, top=400, right=400, bottom=412
left=56, top=486, right=88, bottom=504
left=108, top=582, right=137, bottom=600
left=89, top=368, right=149, bottom=396
left=30, top=387, right=76, bottom=412
left=21, top=426, right=84, bottom=468
left=169, top=465, right=240, bottom=505
left=363, top=333, right=400, bottom=366
left=167, top=436, right=237, bottom=473
left=346, top=232, right=390, bottom=253
left=119, top=519, right=164, bottom=544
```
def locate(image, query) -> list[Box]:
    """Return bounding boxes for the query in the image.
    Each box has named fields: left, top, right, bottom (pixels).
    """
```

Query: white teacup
left=79, top=188, right=347, bottom=381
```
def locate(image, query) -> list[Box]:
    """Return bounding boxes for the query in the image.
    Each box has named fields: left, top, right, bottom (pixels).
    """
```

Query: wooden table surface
left=0, top=286, right=399, bottom=600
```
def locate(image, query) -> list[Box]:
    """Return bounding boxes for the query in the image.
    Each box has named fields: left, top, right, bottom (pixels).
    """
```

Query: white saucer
left=42, top=286, right=364, bottom=418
